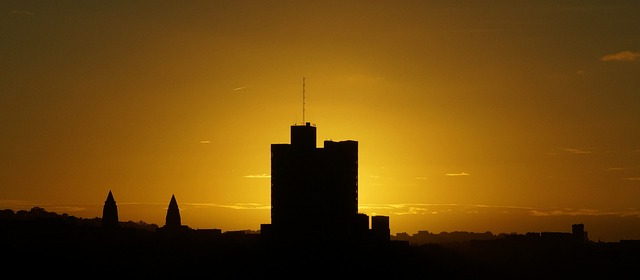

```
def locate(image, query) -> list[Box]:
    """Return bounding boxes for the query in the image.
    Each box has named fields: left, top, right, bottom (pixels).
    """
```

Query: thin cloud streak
left=0, top=200, right=89, bottom=214
left=601, top=50, right=640, bottom=62
left=608, top=167, right=627, bottom=171
left=0, top=200, right=38, bottom=207
left=562, top=148, right=593, bottom=154
left=244, top=174, right=270, bottom=179
left=10, top=10, right=34, bottom=16
left=185, top=202, right=270, bottom=210
left=446, top=172, right=470, bottom=176
left=358, top=203, right=640, bottom=218
left=530, top=208, right=640, bottom=217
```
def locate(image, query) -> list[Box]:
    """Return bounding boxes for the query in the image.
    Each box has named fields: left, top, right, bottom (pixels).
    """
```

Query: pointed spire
left=106, top=190, right=115, bottom=203
left=165, top=194, right=182, bottom=229
left=102, top=190, right=119, bottom=228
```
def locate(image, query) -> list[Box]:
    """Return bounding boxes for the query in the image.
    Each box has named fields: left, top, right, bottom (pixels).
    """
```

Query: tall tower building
left=102, top=190, right=119, bottom=228
left=271, top=122, right=359, bottom=241
left=165, top=194, right=182, bottom=229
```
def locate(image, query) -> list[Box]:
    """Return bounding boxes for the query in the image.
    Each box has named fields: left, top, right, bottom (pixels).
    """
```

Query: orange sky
left=2, top=0, right=640, bottom=242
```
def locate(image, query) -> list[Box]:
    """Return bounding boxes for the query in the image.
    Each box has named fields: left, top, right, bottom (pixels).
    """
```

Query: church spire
left=164, top=194, right=182, bottom=229
left=102, top=190, right=119, bottom=229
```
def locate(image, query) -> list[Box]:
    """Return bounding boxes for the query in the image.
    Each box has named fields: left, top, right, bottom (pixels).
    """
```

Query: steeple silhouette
left=101, top=190, right=119, bottom=228
left=164, top=194, right=182, bottom=229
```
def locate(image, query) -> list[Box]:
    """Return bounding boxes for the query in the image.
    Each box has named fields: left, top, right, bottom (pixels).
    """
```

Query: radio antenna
left=302, top=77, right=306, bottom=124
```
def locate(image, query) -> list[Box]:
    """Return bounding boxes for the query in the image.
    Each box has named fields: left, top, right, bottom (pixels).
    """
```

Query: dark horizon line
left=6, top=206, right=635, bottom=244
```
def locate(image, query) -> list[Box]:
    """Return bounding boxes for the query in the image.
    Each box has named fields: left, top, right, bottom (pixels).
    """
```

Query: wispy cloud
left=244, top=174, right=270, bottom=179
left=624, top=177, right=640, bottom=181
left=601, top=50, right=640, bottom=62
left=446, top=172, right=470, bottom=176
left=175, top=203, right=640, bottom=217
left=232, top=86, right=247, bottom=91
left=562, top=148, right=593, bottom=154
left=86, top=201, right=271, bottom=211
left=0, top=200, right=36, bottom=208
left=0, top=200, right=88, bottom=214
left=10, top=10, right=34, bottom=16
left=608, top=167, right=627, bottom=171
left=529, top=208, right=640, bottom=217
left=358, top=203, right=640, bottom=218
left=359, top=203, right=433, bottom=215
left=185, top=202, right=269, bottom=210
left=200, top=140, right=211, bottom=144
left=7, top=201, right=640, bottom=223
left=608, top=166, right=640, bottom=171
left=359, top=203, right=535, bottom=216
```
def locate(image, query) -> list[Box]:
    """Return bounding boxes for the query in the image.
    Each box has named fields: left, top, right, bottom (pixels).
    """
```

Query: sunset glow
left=2, top=0, right=639, bottom=242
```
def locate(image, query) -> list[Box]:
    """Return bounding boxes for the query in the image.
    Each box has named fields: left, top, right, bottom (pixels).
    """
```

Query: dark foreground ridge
left=2, top=207, right=639, bottom=279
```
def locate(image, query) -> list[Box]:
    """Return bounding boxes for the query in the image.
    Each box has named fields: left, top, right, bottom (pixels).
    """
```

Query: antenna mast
left=302, top=77, right=306, bottom=124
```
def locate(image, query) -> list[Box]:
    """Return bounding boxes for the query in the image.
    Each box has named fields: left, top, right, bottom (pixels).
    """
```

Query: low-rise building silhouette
left=371, top=215, right=391, bottom=242
left=572, top=223, right=588, bottom=242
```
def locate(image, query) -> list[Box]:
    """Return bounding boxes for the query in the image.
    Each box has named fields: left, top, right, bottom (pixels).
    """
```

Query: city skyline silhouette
left=2, top=0, right=640, bottom=246
left=2, top=195, right=639, bottom=278
left=1, top=118, right=637, bottom=277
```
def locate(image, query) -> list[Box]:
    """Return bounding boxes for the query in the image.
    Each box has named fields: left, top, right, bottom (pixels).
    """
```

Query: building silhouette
left=371, top=215, right=391, bottom=242
left=572, top=223, right=588, bottom=242
left=268, top=122, right=367, bottom=242
left=101, top=190, right=119, bottom=228
left=97, top=121, right=391, bottom=244
left=164, top=194, right=182, bottom=229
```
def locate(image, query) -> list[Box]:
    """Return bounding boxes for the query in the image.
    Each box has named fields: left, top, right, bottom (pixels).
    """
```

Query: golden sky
left=2, top=0, right=639, bottom=242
